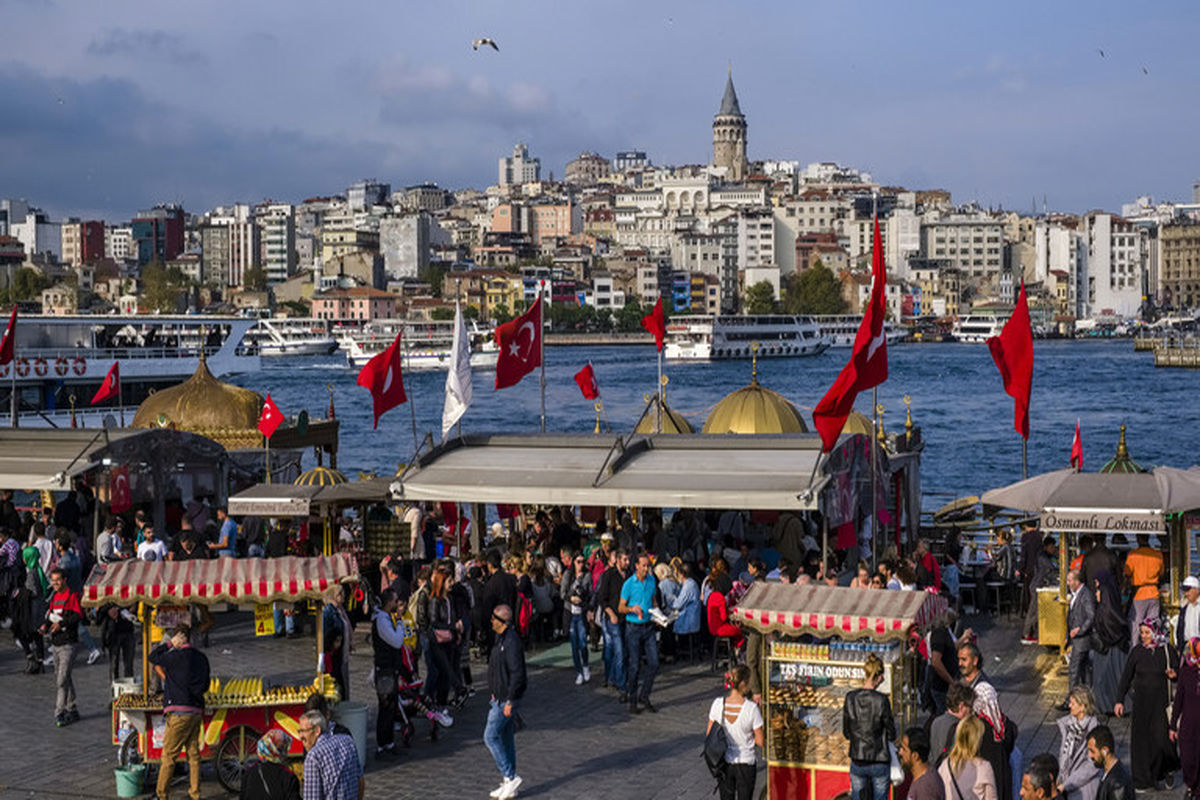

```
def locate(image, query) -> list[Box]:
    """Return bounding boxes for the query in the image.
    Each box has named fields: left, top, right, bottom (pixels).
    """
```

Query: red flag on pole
left=0, top=307, right=15, bottom=366
left=257, top=393, right=284, bottom=439
left=90, top=362, right=120, bottom=405
left=641, top=297, right=666, bottom=352
left=987, top=282, right=1034, bottom=440
left=494, top=296, right=542, bottom=390
left=110, top=465, right=132, bottom=513
left=1070, top=419, right=1083, bottom=471
left=356, top=332, right=407, bottom=429
left=811, top=217, right=890, bottom=451
left=574, top=362, right=600, bottom=400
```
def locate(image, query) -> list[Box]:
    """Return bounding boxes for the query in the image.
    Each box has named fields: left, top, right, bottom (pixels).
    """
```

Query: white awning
left=390, top=433, right=837, bottom=511
left=0, top=428, right=147, bottom=490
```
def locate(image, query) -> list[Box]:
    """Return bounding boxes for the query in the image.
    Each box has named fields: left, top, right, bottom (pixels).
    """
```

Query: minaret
left=712, top=66, right=748, bottom=181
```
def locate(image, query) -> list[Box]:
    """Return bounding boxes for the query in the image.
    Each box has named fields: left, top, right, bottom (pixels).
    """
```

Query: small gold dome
left=634, top=395, right=694, bottom=434
left=294, top=466, right=348, bottom=486
left=131, top=358, right=264, bottom=431
left=841, top=410, right=873, bottom=436
left=701, top=381, right=808, bottom=434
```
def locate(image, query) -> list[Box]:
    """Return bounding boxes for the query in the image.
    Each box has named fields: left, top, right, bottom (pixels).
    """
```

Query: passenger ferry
left=243, top=318, right=339, bottom=357
left=338, top=319, right=499, bottom=370
left=810, top=315, right=910, bottom=348
left=953, top=315, right=1007, bottom=343
left=663, top=315, right=830, bottom=361
left=0, top=314, right=259, bottom=426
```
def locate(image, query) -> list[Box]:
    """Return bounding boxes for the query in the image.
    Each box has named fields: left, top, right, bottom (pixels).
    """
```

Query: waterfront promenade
left=0, top=610, right=1175, bottom=799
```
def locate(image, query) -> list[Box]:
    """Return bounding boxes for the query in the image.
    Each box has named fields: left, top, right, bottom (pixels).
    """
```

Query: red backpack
left=516, top=592, right=533, bottom=637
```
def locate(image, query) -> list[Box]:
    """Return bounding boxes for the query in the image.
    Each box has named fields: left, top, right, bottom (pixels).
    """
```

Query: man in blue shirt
left=619, top=553, right=660, bottom=714
left=209, top=507, right=238, bottom=558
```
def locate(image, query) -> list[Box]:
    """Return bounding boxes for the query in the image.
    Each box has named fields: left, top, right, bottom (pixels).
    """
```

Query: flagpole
left=871, top=386, right=879, bottom=566
left=9, top=316, right=15, bottom=429
left=1022, top=437, right=1027, bottom=480
left=118, top=370, right=125, bottom=428
left=405, top=332, right=419, bottom=454
left=539, top=286, right=546, bottom=433
left=656, top=348, right=663, bottom=434
left=264, top=435, right=270, bottom=484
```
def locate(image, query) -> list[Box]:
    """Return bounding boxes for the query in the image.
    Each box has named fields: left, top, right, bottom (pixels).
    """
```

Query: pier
left=1153, top=340, right=1200, bottom=367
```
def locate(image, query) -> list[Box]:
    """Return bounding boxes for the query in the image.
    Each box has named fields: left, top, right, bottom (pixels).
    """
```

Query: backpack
left=516, top=592, right=533, bottom=638
left=702, top=698, right=729, bottom=788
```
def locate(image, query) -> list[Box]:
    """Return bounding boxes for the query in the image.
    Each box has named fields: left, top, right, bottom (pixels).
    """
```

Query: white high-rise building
left=498, top=143, right=541, bottom=187
left=205, top=204, right=258, bottom=288
left=256, top=203, right=296, bottom=285
left=106, top=225, right=133, bottom=262
left=1082, top=212, right=1145, bottom=318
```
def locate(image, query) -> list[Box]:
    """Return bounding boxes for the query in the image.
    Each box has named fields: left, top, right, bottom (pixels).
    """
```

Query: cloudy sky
left=2, top=0, right=1198, bottom=221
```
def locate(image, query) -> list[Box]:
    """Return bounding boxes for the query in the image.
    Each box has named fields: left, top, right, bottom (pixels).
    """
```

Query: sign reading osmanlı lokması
left=1039, top=509, right=1165, bottom=534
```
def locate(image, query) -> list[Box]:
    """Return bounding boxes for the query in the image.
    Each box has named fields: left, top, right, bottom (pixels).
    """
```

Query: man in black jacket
left=481, top=551, right=518, bottom=658
left=1017, top=521, right=1042, bottom=638
left=596, top=549, right=630, bottom=699
left=149, top=624, right=210, bottom=800
left=1087, top=725, right=1134, bottom=800
left=485, top=604, right=526, bottom=800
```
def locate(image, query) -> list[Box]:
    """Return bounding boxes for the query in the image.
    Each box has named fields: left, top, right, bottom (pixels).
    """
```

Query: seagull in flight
left=472, top=37, right=499, bottom=51
left=1142, top=65, right=1149, bottom=75
left=1097, top=48, right=1105, bottom=57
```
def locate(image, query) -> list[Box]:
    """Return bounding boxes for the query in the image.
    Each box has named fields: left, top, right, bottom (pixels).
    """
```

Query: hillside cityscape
left=3, top=72, right=1199, bottom=333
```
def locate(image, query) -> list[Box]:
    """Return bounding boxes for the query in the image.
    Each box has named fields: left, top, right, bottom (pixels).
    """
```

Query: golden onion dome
left=633, top=395, right=694, bottom=434
left=701, top=343, right=809, bottom=434
left=131, top=357, right=264, bottom=431
left=1099, top=424, right=1145, bottom=474
left=841, top=410, right=874, bottom=437
left=294, top=466, right=348, bottom=486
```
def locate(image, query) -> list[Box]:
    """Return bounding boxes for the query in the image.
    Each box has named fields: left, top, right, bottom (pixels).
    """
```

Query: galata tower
left=712, top=68, right=747, bottom=181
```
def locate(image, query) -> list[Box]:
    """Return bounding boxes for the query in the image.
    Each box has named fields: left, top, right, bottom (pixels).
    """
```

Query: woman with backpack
left=705, top=663, right=763, bottom=800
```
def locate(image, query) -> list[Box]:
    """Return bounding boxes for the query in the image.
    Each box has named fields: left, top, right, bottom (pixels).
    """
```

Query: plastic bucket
left=114, top=765, right=146, bottom=798
left=333, top=701, right=368, bottom=767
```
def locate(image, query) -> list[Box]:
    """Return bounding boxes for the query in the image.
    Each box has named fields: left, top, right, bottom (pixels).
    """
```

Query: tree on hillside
left=140, top=263, right=191, bottom=313
left=615, top=297, right=645, bottom=332
left=784, top=260, right=848, bottom=315
left=744, top=281, right=778, bottom=315
left=243, top=266, right=268, bottom=292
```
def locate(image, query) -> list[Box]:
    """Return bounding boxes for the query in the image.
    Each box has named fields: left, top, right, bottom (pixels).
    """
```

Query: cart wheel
left=214, top=725, right=260, bottom=794
left=117, top=730, right=142, bottom=768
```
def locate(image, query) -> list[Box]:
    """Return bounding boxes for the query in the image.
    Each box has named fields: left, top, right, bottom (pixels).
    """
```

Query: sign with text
left=254, top=604, right=276, bottom=637
left=1040, top=509, right=1165, bottom=535
left=776, top=659, right=892, bottom=694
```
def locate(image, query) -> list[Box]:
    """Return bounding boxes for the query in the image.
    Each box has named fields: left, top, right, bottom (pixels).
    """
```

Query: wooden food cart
left=82, top=554, right=359, bottom=793
left=732, top=584, right=947, bottom=800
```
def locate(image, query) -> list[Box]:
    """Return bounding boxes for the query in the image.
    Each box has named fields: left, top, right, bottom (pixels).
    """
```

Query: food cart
left=82, top=554, right=359, bottom=793
left=732, top=583, right=947, bottom=800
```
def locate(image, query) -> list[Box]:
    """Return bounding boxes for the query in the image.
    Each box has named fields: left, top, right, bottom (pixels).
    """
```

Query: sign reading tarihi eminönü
left=1040, top=509, right=1165, bottom=535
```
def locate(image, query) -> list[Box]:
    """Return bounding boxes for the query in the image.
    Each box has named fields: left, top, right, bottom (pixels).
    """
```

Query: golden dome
left=633, top=395, right=694, bottom=434
left=701, top=380, right=808, bottom=434
left=294, top=466, right=348, bottom=486
left=131, top=357, right=264, bottom=431
left=841, top=410, right=873, bottom=436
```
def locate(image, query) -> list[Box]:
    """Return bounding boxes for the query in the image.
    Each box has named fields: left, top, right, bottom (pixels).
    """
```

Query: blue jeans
left=624, top=621, right=658, bottom=702
left=602, top=617, right=626, bottom=691
left=569, top=614, right=589, bottom=674
left=273, top=605, right=295, bottom=635
left=247, top=543, right=265, bottom=558
left=849, top=761, right=890, bottom=800
left=483, top=699, right=517, bottom=780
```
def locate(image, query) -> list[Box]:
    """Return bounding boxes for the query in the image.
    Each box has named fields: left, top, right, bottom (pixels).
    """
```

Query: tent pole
left=141, top=604, right=151, bottom=699
left=1022, top=438, right=1027, bottom=481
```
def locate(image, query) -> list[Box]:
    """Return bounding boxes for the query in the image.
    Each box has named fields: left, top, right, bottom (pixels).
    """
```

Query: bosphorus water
left=231, top=340, right=1199, bottom=506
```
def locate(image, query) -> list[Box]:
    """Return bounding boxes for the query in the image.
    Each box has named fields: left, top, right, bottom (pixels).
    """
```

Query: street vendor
left=149, top=624, right=211, bottom=800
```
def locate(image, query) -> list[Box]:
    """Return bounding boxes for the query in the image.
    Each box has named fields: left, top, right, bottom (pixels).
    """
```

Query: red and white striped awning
left=82, top=554, right=359, bottom=607
left=732, top=583, right=947, bottom=641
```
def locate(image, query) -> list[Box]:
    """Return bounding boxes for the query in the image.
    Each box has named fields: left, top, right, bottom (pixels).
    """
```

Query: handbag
left=435, top=628, right=454, bottom=644
left=703, top=698, right=730, bottom=788
left=888, top=742, right=904, bottom=786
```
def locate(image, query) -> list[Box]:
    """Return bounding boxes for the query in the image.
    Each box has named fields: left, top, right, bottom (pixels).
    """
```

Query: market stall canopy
left=733, top=583, right=947, bottom=640
left=82, top=554, right=359, bottom=607
left=389, top=433, right=836, bottom=511
left=227, top=476, right=396, bottom=516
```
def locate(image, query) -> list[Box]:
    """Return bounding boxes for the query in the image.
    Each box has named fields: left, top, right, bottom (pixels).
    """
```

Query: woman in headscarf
left=1114, top=617, right=1180, bottom=790
left=1089, top=569, right=1129, bottom=714
left=240, top=729, right=300, bottom=800
left=1171, top=637, right=1200, bottom=800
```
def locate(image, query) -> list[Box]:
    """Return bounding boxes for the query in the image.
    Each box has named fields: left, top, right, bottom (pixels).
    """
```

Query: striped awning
left=732, top=583, right=947, bottom=641
left=81, top=554, right=359, bottom=607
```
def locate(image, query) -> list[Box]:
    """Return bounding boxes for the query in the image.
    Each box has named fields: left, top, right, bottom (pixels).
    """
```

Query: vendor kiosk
left=82, top=554, right=359, bottom=793
left=732, top=584, right=947, bottom=800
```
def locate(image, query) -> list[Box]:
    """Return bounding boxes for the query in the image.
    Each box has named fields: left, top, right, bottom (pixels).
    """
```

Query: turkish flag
left=641, top=297, right=666, bottom=351
left=356, top=332, right=407, bottom=428
left=90, top=362, right=120, bottom=405
left=987, top=282, right=1034, bottom=440
left=811, top=217, right=889, bottom=451
left=1070, top=419, right=1083, bottom=471
left=494, top=297, right=542, bottom=390
left=110, top=465, right=132, bottom=513
left=574, top=362, right=600, bottom=399
left=0, top=307, right=15, bottom=366
left=258, top=392, right=284, bottom=439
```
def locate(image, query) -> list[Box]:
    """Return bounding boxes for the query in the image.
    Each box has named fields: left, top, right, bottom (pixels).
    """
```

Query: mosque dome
left=131, top=357, right=264, bottom=431
left=841, top=410, right=874, bottom=437
left=701, top=380, right=808, bottom=434
left=633, top=395, right=694, bottom=434
left=294, top=466, right=348, bottom=486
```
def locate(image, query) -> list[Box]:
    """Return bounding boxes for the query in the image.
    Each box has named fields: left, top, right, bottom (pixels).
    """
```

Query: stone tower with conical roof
left=712, top=68, right=748, bottom=181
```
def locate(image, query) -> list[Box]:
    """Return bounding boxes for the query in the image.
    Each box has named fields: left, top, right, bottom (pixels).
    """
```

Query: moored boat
left=663, top=314, right=829, bottom=361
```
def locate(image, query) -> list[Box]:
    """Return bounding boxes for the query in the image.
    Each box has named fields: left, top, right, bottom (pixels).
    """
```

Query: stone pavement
left=0, top=608, right=1179, bottom=799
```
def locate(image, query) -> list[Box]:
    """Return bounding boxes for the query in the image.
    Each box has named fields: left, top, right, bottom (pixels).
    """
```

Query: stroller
left=392, top=636, right=454, bottom=745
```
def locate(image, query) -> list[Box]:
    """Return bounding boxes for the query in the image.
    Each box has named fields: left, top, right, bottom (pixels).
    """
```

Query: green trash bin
left=114, top=764, right=146, bottom=798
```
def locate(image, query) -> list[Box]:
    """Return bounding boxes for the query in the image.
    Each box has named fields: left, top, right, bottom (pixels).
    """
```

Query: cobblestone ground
left=0, top=609, right=1179, bottom=799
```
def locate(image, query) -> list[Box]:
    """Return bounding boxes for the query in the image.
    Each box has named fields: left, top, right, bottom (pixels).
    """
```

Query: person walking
left=296, top=709, right=364, bottom=800
left=1090, top=570, right=1130, bottom=713
left=370, top=588, right=405, bottom=760
left=597, top=549, right=629, bottom=698
left=899, top=727, right=945, bottom=800
left=149, top=624, right=210, bottom=800
left=1124, top=535, right=1163, bottom=646
left=14, top=538, right=48, bottom=673
left=619, top=553, right=660, bottom=714
left=707, top=664, right=764, bottom=800
left=1113, top=618, right=1179, bottom=790
left=843, top=654, right=896, bottom=800
left=239, top=729, right=300, bottom=800
left=98, top=602, right=137, bottom=681
left=1055, top=686, right=1101, bottom=800
left=1059, top=569, right=1095, bottom=709
left=1086, top=726, right=1134, bottom=800
left=561, top=551, right=592, bottom=685
left=42, top=567, right=82, bottom=725
left=1170, top=637, right=1200, bottom=800
left=484, top=604, right=527, bottom=800
left=1177, top=576, right=1200, bottom=651
left=209, top=506, right=238, bottom=558
left=1019, top=766, right=1055, bottom=800
left=1021, top=536, right=1057, bottom=644
left=937, top=716, right=998, bottom=800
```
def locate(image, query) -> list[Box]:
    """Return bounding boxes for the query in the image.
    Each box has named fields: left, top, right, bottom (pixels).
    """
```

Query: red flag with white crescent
left=356, top=332, right=407, bottom=428
left=257, top=393, right=284, bottom=439
left=0, top=307, right=15, bottom=366
left=1070, top=419, right=1082, bottom=471
left=110, top=465, right=132, bottom=514
left=494, top=297, right=542, bottom=390
left=574, top=362, right=600, bottom=400
left=90, top=362, right=120, bottom=405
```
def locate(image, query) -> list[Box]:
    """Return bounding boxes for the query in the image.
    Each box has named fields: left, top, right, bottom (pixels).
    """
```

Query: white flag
left=441, top=303, right=473, bottom=439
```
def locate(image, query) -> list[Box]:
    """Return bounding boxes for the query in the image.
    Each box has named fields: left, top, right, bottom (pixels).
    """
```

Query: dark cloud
left=87, top=28, right=206, bottom=68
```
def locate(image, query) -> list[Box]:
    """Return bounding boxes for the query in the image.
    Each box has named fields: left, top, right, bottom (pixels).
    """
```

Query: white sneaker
left=498, top=775, right=522, bottom=799
left=575, top=673, right=584, bottom=685
left=425, top=708, right=453, bottom=727
left=582, top=666, right=590, bottom=683
left=490, top=781, right=508, bottom=798
left=87, top=649, right=103, bottom=665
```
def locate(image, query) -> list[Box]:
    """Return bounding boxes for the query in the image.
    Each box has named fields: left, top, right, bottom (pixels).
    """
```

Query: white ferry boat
left=1, top=314, right=260, bottom=426
left=811, top=315, right=910, bottom=348
left=338, top=319, right=499, bottom=370
left=244, top=318, right=339, bottom=357
left=663, top=315, right=830, bottom=361
left=953, top=315, right=1007, bottom=343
